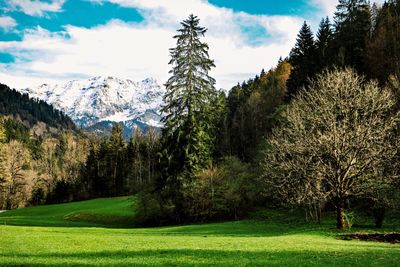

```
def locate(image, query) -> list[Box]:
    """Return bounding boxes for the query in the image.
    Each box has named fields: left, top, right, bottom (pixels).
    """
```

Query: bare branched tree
left=0, top=140, right=33, bottom=209
left=263, top=68, right=400, bottom=229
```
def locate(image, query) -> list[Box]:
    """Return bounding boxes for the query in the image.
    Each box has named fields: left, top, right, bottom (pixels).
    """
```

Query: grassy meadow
left=0, top=197, right=399, bottom=266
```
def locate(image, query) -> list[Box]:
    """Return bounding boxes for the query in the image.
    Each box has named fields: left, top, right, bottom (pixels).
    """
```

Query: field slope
left=0, top=196, right=136, bottom=227
left=0, top=197, right=399, bottom=266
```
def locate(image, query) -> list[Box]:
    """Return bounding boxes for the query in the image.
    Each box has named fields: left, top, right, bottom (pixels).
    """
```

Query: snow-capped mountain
left=19, top=76, right=165, bottom=137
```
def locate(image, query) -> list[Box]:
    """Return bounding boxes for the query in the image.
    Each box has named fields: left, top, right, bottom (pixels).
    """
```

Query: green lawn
left=0, top=197, right=399, bottom=266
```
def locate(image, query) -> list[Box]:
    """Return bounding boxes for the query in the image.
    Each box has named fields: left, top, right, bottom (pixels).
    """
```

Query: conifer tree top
left=162, top=14, right=216, bottom=124
left=160, top=14, right=217, bottom=174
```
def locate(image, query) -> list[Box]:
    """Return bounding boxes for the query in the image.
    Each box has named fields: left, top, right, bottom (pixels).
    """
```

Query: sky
left=0, top=0, right=386, bottom=90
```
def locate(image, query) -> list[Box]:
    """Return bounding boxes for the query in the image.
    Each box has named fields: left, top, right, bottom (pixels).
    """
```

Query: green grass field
left=0, top=196, right=136, bottom=228
left=0, top=197, right=399, bottom=266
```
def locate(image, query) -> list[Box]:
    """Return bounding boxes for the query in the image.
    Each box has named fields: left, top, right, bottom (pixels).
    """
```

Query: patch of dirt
left=341, top=233, right=400, bottom=244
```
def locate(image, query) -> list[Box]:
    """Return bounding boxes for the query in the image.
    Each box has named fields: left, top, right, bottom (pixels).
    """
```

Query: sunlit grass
left=0, top=197, right=399, bottom=266
left=0, top=196, right=136, bottom=227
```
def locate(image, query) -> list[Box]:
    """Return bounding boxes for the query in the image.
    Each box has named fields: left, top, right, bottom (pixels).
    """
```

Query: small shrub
left=184, top=156, right=257, bottom=221
left=135, top=156, right=258, bottom=225
left=134, top=189, right=176, bottom=226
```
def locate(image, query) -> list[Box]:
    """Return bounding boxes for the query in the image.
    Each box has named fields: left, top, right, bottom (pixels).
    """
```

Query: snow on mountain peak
left=19, top=76, right=165, bottom=135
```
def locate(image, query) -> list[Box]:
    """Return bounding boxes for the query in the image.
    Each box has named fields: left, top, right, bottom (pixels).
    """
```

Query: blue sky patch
left=0, top=0, right=143, bottom=38
left=208, top=0, right=317, bottom=16
left=238, top=21, right=270, bottom=46
left=0, top=30, right=23, bottom=42
left=0, top=53, right=15, bottom=63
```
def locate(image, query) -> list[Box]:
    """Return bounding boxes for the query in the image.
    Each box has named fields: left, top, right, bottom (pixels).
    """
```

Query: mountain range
left=19, top=76, right=165, bottom=137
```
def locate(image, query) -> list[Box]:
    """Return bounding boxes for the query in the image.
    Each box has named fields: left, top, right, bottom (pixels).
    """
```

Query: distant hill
left=0, top=83, right=75, bottom=131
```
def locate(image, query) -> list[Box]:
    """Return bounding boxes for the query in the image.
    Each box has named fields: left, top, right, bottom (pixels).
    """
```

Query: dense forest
left=0, top=84, right=75, bottom=130
left=1, top=0, right=400, bottom=230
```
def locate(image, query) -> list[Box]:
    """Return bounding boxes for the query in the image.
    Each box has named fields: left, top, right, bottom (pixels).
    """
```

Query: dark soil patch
left=341, top=233, right=400, bottom=244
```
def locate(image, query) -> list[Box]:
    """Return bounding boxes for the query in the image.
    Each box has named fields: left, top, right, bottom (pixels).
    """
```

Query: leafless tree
left=263, top=68, right=400, bottom=229
left=0, top=140, right=34, bottom=209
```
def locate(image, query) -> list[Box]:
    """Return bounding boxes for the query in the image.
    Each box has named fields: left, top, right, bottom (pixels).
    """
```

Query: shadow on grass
left=149, top=220, right=329, bottom=237
left=0, top=218, right=389, bottom=239
left=1, top=248, right=399, bottom=267
left=0, top=216, right=137, bottom=229
left=1, top=208, right=398, bottom=238
left=0, top=219, right=324, bottom=237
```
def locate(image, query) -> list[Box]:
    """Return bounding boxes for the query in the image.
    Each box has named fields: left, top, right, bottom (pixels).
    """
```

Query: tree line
left=0, top=117, right=87, bottom=209
left=0, top=84, right=75, bottom=130
left=287, top=0, right=400, bottom=97
left=0, top=116, right=160, bottom=209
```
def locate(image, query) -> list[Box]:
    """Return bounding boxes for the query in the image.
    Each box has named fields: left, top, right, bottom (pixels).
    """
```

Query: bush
left=135, top=156, right=259, bottom=225
left=183, top=156, right=257, bottom=221
left=134, top=189, right=175, bottom=226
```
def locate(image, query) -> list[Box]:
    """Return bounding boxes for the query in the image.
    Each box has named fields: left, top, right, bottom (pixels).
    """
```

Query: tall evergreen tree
left=315, top=17, right=334, bottom=72
left=333, top=0, right=371, bottom=72
left=213, top=91, right=229, bottom=159
left=286, top=21, right=316, bottom=99
left=108, top=123, right=126, bottom=195
left=366, top=0, right=400, bottom=83
left=154, top=15, right=218, bottom=222
left=127, top=128, right=144, bottom=190
left=160, top=14, right=217, bottom=177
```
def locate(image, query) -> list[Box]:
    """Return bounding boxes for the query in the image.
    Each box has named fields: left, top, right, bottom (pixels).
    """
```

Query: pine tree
left=366, top=1, right=400, bottom=83
left=286, top=21, right=316, bottom=99
left=108, top=123, right=126, bottom=195
left=213, top=92, right=229, bottom=159
left=333, top=0, right=371, bottom=71
left=93, top=140, right=109, bottom=196
left=315, top=17, right=333, bottom=73
left=84, top=143, right=99, bottom=197
left=128, top=128, right=144, bottom=189
left=144, top=127, right=159, bottom=184
left=161, top=14, right=217, bottom=176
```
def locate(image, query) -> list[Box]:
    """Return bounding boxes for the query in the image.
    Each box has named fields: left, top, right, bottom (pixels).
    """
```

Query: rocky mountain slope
left=19, top=76, right=165, bottom=137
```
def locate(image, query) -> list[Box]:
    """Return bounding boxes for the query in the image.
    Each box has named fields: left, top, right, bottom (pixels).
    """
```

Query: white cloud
left=0, top=0, right=304, bottom=90
left=310, top=0, right=337, bottom=17
left=0, top=16, right=17, bottom=31
left=311, top=0, right=387, bottom=18
left=4, top=0, right=65, bottom=17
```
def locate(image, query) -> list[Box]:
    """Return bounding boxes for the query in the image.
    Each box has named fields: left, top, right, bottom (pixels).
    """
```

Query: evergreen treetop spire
left=161, top=14, right=217, bottom=175
left=286, top=21, right=316, bottom=99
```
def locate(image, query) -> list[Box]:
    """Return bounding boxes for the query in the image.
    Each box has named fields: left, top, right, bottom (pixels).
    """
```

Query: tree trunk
left=373, top=207, right=385, bottom=228
left=316, top=202, right=322, bottom=224
left=336, top=200, right=345, bottom=230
